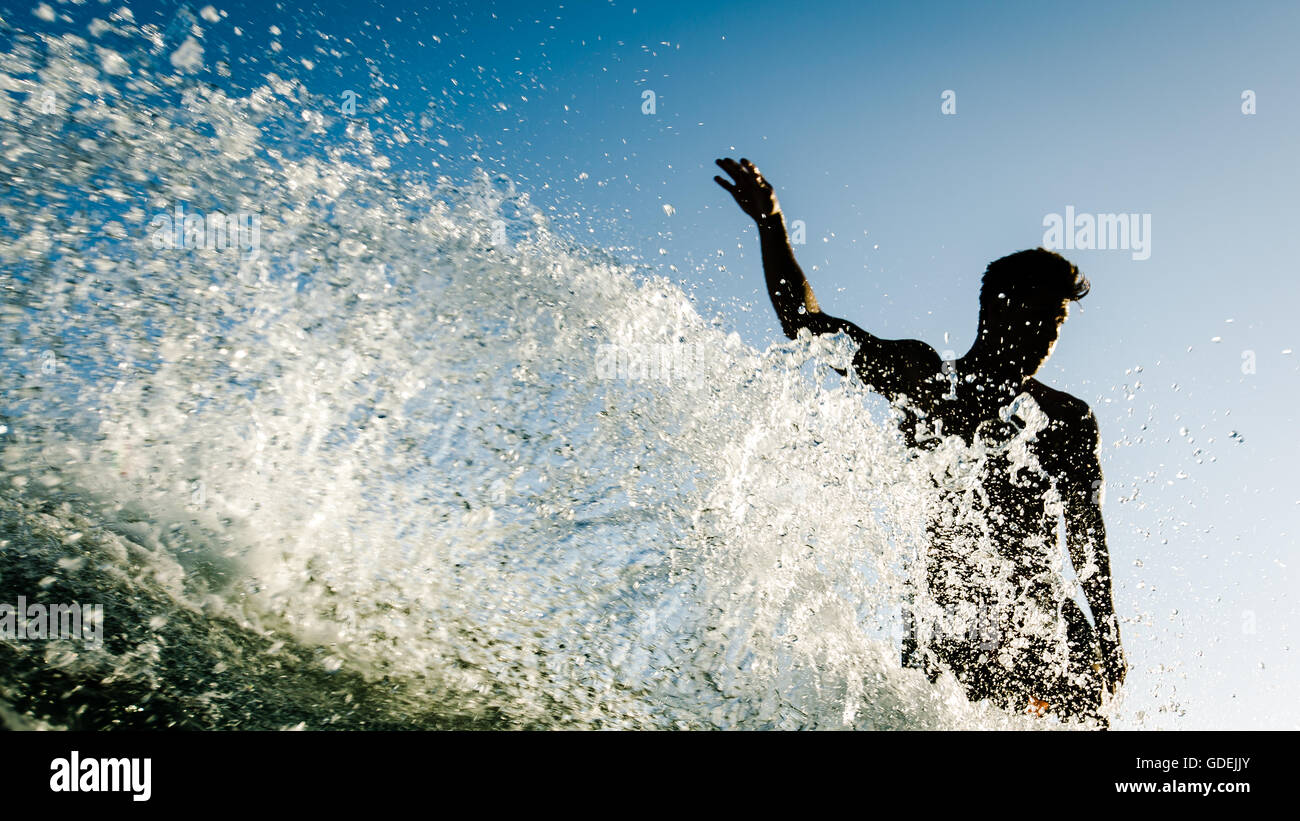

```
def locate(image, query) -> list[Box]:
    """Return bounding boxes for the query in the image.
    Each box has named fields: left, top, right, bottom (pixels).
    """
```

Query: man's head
left=976, top=248, right=1089, bottom=377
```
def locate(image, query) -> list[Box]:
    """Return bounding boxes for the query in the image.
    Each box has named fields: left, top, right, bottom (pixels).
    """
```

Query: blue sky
left=32, top=0, right=1300, bottom=727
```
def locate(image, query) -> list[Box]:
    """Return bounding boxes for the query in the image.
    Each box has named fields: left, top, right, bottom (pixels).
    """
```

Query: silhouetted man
left=715, top=157, right=1125, bottom=725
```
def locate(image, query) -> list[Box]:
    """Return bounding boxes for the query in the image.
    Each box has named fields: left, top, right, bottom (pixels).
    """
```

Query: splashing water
left=0, top=18, right=1122, bottom=729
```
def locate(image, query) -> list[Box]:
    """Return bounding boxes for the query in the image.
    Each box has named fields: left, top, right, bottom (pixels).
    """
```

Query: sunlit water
left=0, top=13, right=1156, bottom=729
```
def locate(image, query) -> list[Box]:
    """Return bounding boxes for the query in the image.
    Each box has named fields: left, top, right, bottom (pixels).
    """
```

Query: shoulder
left=854, top=336, right=942, bottom=395
left=1026, top=379, right=1092, bottom=420
left=1025, top=381, right=1104, bottom=487
left=876, top=337, right=942, bottom=370
left=1025, top=380, right=1099, bottom=444
left=801, top=312, right=942, bottom=391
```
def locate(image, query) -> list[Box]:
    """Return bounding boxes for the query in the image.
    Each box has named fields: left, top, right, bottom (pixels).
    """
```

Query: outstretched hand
left=714, top=157, right=781, bottom=224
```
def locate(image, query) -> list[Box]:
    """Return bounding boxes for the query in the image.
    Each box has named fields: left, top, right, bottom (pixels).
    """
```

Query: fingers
left=716, top=156, right=772, bottom=200
left=740, top=157, right=771, bottom=189
left=715, top=157, right=745, bottom=182
left=716, top=156, right=765, bottom=182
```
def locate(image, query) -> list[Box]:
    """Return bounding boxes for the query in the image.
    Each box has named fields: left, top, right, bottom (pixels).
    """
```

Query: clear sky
left=44, top=0, right=1300, bottom=727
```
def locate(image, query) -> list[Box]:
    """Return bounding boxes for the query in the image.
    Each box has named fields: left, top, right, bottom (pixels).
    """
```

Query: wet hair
left=979, top=248, right=1089, bottom=317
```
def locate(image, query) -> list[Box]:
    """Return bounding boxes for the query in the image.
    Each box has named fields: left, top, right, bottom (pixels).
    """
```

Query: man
left=714, top=157, right=1126, bottom=725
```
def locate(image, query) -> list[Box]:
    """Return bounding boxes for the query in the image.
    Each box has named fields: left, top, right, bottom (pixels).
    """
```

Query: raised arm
left=1061, top=412, right=1126, bottom=695
left=713, top=157, right=823, bottom=339
left=713, top=157, right=940, bottom=398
